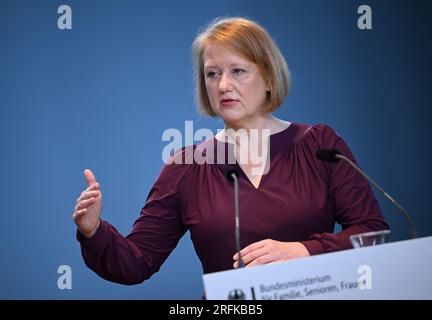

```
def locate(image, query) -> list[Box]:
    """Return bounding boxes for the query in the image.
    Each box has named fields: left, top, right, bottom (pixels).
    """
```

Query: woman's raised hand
left=73, top=169, right=102, bottom=238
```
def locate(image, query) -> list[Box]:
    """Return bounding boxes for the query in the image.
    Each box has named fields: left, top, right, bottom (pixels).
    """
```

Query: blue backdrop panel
left=0, top=0, right=430, bottom=299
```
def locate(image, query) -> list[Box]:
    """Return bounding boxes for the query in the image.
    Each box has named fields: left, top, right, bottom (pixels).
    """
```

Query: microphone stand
left=230, top=172, right=245, bottom=268
left=335, top=154, right=418, bottom=239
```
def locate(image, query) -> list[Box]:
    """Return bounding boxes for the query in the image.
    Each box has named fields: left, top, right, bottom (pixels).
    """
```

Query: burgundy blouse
left=77, top=123, right=389, bottom=285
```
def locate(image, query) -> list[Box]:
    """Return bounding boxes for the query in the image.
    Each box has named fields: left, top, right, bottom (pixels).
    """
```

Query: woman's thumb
left=83, top=169, right=97, bottom=186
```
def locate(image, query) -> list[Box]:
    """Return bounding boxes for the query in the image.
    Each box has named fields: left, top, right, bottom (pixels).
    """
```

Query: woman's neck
left=215, top=115, right=291, bottom=145
left=223, top=114, right=274, bottom=132
left=221, top=115, right=291, bottom=135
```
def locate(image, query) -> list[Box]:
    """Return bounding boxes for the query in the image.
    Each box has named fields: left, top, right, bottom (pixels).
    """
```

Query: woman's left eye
left=233, top=69, right=245, bottom=75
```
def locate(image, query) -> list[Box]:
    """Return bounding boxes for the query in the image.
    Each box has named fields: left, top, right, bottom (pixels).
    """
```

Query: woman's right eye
left=206, top=71, right=218, bottom=78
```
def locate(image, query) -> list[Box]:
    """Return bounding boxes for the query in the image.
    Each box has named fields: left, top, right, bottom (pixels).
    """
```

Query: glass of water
left=350, top=230, right=391, bottom=248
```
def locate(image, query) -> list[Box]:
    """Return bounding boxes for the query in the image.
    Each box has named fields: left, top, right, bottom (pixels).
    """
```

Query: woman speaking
left=73, top=17, right=389, bottom=285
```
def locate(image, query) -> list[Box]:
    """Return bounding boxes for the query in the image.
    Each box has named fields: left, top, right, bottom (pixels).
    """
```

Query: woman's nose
left=219, top=73, right=233, bottom=92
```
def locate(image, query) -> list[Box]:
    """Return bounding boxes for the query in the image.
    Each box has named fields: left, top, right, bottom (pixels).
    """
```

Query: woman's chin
left=217, top=109, right=246, bottom=125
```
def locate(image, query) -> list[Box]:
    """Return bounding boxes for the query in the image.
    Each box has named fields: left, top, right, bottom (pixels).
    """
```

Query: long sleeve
left=301, top=125, right=390, bottom=255
left=77, top=157, right=191, bottom=285
left=76, top=123, right=391, bottom=277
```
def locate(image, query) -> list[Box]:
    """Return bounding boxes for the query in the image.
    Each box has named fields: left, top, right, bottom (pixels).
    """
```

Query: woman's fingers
left=84, top=190, right=100, bottom=199
left=76, top=187, right=100, bottom=203
left=239, top=246, right=269, bottom=265
left=245, top=254, right=275, bottom=267
left=76, top=190, right=100, bottom=203
left=79, top=183, right=99, bottom=198
left=75, top=197, right=95, bottom=211
left=73, top=208, right=87, bottom=218
left=86, top=183, right=100, bottom=192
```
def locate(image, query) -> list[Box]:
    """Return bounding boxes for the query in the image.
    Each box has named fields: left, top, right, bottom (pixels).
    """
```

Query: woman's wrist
left=80, top=220, right=101, bottom=239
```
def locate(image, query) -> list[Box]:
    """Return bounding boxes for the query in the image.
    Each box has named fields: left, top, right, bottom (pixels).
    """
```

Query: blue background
left=0, top=0, right=430, bottom=299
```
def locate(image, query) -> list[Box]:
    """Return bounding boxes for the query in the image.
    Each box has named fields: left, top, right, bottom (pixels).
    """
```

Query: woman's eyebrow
left=204, top=64, right=217, bottom=69
left=204, top=62, right=246, bottom=69
left=229, top=62, right=245, bottom=67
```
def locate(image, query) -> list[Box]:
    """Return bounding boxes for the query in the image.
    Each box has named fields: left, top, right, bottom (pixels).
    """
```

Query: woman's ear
left=265, top=81, right=272, bottom=94
left=266, top=87, right=272, bottom=99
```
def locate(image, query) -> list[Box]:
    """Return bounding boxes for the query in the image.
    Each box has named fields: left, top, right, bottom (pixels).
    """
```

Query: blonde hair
left=192, top=17, right=291, bottom=117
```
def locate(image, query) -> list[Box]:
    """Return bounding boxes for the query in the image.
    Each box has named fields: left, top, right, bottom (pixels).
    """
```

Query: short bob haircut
left=192, top=17, right=291, bottom=117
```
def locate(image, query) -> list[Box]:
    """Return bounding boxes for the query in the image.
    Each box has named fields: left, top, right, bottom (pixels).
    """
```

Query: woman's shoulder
left=270, top=121, right=342, bottom=149
left=290, top=121, right=339, bottom=134
left=289, top=122, right=343, bottom=146
left=156, top=145, right=197, bottom=183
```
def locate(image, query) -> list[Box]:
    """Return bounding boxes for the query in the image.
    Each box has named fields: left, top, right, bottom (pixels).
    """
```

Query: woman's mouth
left=220, top=99, right=239, bottom=107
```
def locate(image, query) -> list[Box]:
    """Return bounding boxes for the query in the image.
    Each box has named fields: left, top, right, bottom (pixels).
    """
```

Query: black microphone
left=316, top=149, right=418, bottom=239
left=316, top=149, right=341, bottom=163
left=222, top=165, right=245, bottom=268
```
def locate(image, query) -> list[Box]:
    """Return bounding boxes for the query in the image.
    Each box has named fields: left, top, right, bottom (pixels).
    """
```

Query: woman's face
left=203, top=43, right=269, bottom=127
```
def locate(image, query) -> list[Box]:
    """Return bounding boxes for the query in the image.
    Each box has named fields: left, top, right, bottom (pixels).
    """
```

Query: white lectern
left=203, top=236, right=432, bottom=300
